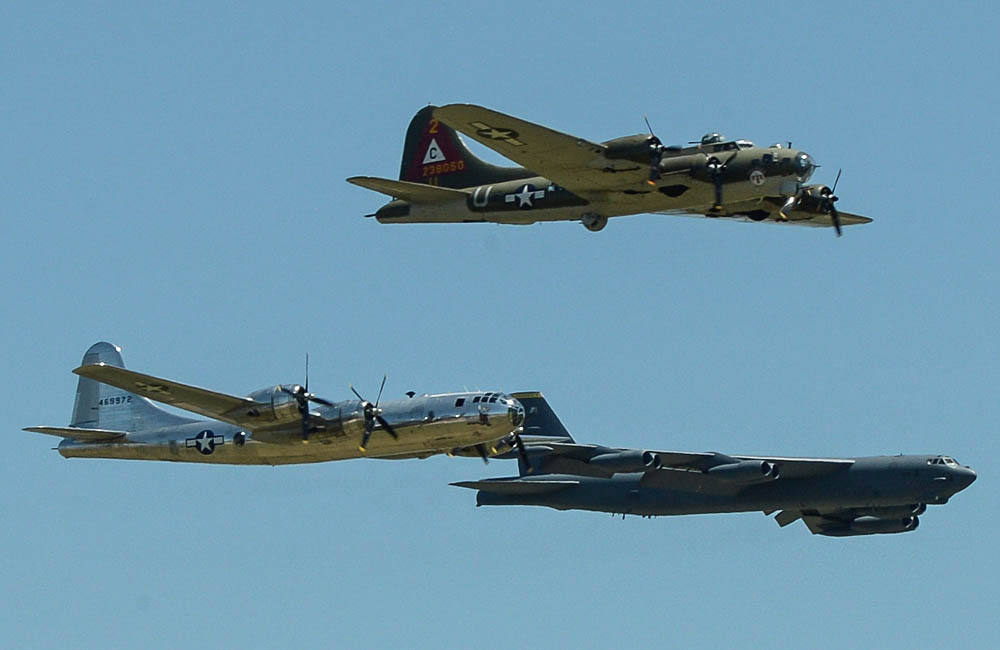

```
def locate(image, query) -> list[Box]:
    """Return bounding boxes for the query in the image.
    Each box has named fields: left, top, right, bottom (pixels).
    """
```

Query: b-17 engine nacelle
left=602, top=134, right=663, bottom=165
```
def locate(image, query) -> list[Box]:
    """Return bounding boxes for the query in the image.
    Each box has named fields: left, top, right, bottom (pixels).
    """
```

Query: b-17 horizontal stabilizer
left=346, top=176, right=469, bottom=204
left=23, top=426, right=127, bottom=442
left=450, top=479, right=578, bottom=495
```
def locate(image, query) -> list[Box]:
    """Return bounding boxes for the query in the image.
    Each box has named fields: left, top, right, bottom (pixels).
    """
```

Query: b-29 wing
left=73, top=363, right=274, bottom=429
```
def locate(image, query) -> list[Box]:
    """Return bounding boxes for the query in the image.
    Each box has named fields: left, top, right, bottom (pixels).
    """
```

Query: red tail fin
left=399, top=106, right=530, bottom=188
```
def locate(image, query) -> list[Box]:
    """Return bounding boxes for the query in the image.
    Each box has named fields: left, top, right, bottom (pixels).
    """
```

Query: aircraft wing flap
left=346, top=176, right=469, bottom=203
left=72, top=363, right=267, bottom=427
left=450, top=479, right=579, bottom=495
left=434, top=104, right=629, bottom=193
left=23, top=426, right=127, bottom=442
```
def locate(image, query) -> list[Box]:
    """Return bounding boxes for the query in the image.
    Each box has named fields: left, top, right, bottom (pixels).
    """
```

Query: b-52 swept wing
left=25, top=342, right=527, bottom=466
left=452, top=393, right=975, bottom=537
left=348, top=104, right=871, bottom=234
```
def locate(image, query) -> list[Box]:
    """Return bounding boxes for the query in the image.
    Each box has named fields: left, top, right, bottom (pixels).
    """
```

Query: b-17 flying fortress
left=349, top=104, right=871, bottom=235
left=26, top=103, right=974, bottom=538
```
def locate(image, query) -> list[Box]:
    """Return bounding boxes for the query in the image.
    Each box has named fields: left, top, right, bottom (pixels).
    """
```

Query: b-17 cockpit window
left=455, top=398, right=465, bottom=407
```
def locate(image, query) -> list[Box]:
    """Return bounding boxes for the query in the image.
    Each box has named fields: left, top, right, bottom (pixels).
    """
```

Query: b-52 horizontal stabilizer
left=450, top=479, right=579, bottom=495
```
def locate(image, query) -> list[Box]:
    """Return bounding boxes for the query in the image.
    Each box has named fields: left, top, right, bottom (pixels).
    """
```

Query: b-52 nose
left=956, top=466, right=977, bottom=489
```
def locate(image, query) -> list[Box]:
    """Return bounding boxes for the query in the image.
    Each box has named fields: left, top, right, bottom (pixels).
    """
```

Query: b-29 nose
left=506, top=396, right=525, bottom=428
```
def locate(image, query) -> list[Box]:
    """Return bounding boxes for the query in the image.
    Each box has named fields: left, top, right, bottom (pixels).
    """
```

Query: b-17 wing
left=433, top=104, right=645, bottom=192
left=778, top=209, right=872, bottom=228
left=661, top=206, right=872, bottom=229
left=73, top=363, right=274, bottom=428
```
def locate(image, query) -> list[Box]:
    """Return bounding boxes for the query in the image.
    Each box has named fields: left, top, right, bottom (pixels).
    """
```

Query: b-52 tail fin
left=398, top=105, right=530, bottom=189
left=509, top=391, right=574, bottom=476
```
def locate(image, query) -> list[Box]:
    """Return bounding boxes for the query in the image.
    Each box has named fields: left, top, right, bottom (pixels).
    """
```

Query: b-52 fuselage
left=349, top=104, right=871, bottom=235
left=25, top=342, right=526, bottom=466
left=453, top=393, right=975, bottom=537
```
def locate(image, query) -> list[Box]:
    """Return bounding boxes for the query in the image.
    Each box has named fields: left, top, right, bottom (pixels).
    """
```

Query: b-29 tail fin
left=69, top=342, right=195, bottom=432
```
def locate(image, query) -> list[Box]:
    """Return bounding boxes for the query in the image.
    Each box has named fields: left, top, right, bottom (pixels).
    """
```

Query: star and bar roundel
left=186, top=429, right=224, bottom=455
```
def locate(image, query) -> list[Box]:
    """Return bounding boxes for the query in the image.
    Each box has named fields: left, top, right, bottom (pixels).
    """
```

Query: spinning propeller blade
left=353, top=375, right=398, bottom=451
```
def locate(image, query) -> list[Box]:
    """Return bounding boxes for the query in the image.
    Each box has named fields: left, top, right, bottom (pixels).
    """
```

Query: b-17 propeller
left=779, top=169, right=844, bottom=236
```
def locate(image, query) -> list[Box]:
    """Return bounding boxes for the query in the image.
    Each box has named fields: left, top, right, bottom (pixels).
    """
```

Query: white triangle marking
left=422, top=138, right=446, bottom=164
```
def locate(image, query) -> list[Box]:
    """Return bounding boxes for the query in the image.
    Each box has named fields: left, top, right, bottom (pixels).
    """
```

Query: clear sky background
left=3, top=2, right=998, bottom=648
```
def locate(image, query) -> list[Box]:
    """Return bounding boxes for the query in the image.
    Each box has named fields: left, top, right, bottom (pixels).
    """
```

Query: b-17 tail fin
left=398, top=105, right=530, bottom=189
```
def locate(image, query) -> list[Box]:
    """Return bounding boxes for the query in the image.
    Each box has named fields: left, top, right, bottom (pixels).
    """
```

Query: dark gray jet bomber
left=452, top=393, right=976, bottom=537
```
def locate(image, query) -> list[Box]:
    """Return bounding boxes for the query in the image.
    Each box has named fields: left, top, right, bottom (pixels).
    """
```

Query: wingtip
left=72, top=362, right=107, bottom=376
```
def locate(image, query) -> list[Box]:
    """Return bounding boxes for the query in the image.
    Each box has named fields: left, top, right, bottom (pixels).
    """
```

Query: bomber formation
left=27, top=342, right=975, bottom=537
left=27, top=104, right=974, bottom=537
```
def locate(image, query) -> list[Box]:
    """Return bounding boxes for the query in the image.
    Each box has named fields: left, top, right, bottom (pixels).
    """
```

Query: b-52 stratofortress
left=348, top=104, right=871, bottom=235
left=453, top=393, right=975, bottom=536
left=24, top=342, right=527, bottom=465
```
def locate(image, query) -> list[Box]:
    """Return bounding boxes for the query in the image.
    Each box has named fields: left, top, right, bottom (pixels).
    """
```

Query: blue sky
left=2, top=2, right=998, bottom=648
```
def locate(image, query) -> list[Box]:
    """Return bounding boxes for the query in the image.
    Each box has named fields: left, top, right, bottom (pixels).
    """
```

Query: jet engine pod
left=705, top=460, right=779, bottom=483
left=588, top=450, right=662, bottom=474
left=854, top=504, right=925, bottom=519
left=849, top=516, right=920, bottom=535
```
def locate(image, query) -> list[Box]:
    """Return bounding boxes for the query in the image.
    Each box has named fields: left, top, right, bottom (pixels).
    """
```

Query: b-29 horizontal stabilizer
left=23, top=426, right=127, bottom=442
